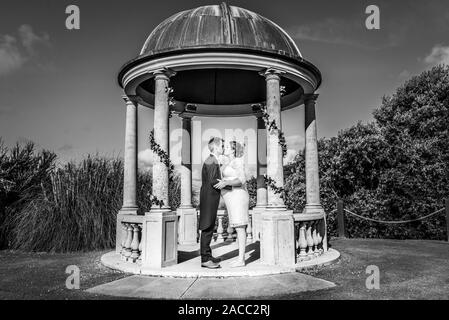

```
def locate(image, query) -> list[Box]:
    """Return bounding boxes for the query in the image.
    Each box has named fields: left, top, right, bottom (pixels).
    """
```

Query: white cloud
left=288, top=18, right=362, bottom=47
left=287, top=17, right=407, bottom=50
left=0, top=35, right=26, bottom=75
left=57, top=144, right=74, bottom=152
left=18, top=24, right=50, bottom=55
left=284, top=149, right=298, bottom=164
left=398, top=70, right=411, bottom=79
left=0, top=25, right=50, bottom=76
left=424, top=45, right=449, bottom=66
left=285, top=134, right=304, bottom=151
left=138, top=149, right=153, bottom=172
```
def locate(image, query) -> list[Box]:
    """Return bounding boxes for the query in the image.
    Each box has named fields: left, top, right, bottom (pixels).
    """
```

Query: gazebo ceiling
left=140, top=3, right=302, bottom=61
left=139, top=68, right=301, bottom=105
left=118, top=3, right=321, bottom=116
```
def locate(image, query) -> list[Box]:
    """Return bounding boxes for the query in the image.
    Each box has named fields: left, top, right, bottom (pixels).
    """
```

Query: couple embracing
left=199, top=137, right=249, bottom=269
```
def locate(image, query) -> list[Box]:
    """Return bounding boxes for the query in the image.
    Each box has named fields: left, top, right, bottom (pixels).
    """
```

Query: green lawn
left=1, top=239, right=448, bottom=300
left=275, top=238, right=449, bottom=300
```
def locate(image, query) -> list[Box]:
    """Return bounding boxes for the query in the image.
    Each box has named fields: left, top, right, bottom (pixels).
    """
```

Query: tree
left=284, top=65, right=449, bottom=239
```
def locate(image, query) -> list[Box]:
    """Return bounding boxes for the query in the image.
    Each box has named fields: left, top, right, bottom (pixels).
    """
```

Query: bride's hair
left=229, top=141, right=245, bottom=158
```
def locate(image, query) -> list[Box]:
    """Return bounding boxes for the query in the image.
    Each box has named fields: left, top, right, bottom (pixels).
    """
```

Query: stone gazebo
left=106, top=3, right=339, bottom=276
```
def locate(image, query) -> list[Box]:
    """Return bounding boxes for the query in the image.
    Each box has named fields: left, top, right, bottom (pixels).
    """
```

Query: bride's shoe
left=229, top=259, right=246, bottom=268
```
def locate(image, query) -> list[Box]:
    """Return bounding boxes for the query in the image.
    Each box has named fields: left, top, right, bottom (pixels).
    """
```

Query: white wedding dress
left=220, top=157, right=249, bottom=227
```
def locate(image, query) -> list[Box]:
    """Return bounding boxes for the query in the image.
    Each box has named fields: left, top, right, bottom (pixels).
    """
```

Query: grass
left=271, top=238, right=449, bottom=300
left=1, top=239, right=448, bottom=300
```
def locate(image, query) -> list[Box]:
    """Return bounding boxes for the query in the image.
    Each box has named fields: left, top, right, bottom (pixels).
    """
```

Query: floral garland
left=259, top=103, right=288, bottom=157
left=264, top=175, right=285, bottom=198
left=146, top=193, right=165, bottom=208
left=146, top=86, right=176, bottom=208
left=167, top=86, right=176, bottom=118
left=149, top=130, right=175, bottom=181
left=253, top=101, right=288, bottom=197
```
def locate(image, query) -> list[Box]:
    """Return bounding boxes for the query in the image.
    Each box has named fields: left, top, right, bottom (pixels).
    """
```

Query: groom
left=199, top=137, right=231, bottom=268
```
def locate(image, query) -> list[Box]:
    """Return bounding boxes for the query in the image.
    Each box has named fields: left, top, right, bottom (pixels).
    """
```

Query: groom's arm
left=207, top=161, right=232, bottom=190
left=207, top=162, right=220, bottom=187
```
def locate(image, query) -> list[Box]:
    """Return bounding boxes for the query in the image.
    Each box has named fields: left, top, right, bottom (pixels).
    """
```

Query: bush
left=10, top=155, right=124, bottom=251
left=0, top=139, right=57, bottom=249
left=2, top=148, right=181, bottom=252
left=284, top=66, right=449, bottom=240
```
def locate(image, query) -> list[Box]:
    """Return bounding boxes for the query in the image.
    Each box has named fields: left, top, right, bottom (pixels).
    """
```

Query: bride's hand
left=214, top=179, right=228, bottom=190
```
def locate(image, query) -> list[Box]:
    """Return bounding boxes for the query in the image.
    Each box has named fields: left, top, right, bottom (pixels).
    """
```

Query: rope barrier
left=342, top=208, right=444, bottom=224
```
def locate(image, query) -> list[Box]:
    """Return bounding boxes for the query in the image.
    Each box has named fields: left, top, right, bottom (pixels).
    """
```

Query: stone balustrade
left=293, top=213, right=326, bottom=262
left=195, top=209, right=254, bottom=243
left=120, top=220, right=143, bottom=263
left=119, top=209, right=258, bottom=265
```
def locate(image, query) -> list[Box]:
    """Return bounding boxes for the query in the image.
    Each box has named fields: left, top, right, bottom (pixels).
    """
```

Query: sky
left=1, top=0, right=449, bottom=183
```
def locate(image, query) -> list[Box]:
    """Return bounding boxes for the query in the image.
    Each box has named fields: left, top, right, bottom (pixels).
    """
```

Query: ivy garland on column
left=255, top=89, right=289, bottom=199
left=145, top=86, right=176, bottom=208
left=166, top=86, right=176, bottom=119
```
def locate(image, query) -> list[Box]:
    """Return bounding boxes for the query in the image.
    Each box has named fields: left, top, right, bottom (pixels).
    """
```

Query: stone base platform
left=101, top=241, right=340, bottom=278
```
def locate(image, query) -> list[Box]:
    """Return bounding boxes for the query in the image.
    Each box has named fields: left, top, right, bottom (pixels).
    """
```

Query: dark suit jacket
left=199, top=154, right=231, bottom=231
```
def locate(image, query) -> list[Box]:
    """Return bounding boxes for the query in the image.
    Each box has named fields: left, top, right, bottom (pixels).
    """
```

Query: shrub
left=284, top=66, right=449, bottom=240
left=10, top=155, right=124, bottom=251
left=8, top=153, right=181, bottom=252
left=0, top=139, right=56, bottom=249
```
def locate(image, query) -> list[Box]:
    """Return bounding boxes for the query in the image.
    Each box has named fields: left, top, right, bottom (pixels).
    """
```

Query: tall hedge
left=284, top=65, right=449, bottom=240
left=0, top=144, right=181, bottom=252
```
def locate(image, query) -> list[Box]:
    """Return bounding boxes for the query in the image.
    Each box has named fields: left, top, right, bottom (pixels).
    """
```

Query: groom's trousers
left=200, top=224, right=215, bottom=262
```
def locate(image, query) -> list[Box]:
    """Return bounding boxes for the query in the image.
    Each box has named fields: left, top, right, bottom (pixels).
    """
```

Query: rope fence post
left=446, top=199, right=449, bottom=242
left=337, top=199, right=346, bottom=238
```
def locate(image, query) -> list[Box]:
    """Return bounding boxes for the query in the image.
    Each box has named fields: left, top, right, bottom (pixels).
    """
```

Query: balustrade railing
left=120, top=220, right=143, bottom=263
left=196, top=209, right=253, bottom=243
left=294, top=213, right=326, bottom=262
left=118, top=209, right=256, bottom=265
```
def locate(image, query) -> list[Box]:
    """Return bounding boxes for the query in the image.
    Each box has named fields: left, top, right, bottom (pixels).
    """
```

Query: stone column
left=180, top=115, right=193, bottom=209
left=303, top=94, right=324, bottom=215
left=255, top=115, right=268, bottom=209
left=121, top=95, right=139, bottom=213
left=150, top=70, right=173, bottom=211
left=116, top=95, right=139, bottom=253
left=251, top=114, right=268, bottom=242
left=263, top=68, right=286, bottom=210
left=303, top=94, right=327, bottom=251
left=177, top=114, right=197, bottom=245
left=259, top=68, right=295, bottom=266
left=141, top=69, right=178, bottom=268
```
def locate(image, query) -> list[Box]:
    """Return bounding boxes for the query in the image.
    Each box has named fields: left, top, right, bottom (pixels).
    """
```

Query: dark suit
left=199, top=154, right=230, bottom=262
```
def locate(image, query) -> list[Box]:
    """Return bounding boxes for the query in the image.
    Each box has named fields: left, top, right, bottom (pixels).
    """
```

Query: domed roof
left=140, top=3, right=302, bottom=60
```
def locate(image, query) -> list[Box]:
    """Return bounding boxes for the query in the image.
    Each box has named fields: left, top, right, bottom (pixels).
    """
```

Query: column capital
left=122, top=94, right=139, bottom=105
left=259, top=67, right=285, bottom=80
left=304, top=93, right=319, bottom=104
left=152, top=68, right=177, bottom=80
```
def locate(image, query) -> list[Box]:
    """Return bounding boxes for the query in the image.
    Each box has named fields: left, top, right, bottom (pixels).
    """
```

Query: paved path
left=86, top=272, right=336, bottom=299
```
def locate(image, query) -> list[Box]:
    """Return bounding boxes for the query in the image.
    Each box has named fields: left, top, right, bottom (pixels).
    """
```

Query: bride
left=214, top=140, right=249, bottom=268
